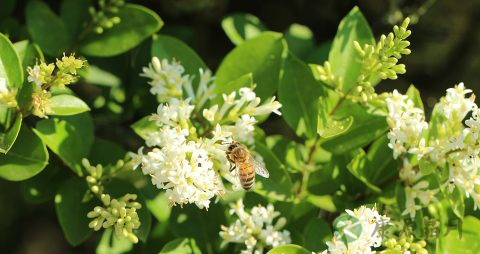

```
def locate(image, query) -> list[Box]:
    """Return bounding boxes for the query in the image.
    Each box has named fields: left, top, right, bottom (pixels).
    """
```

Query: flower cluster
left=386, top=90, right=429, bottom=160
left=0, top=78, right=18, bottom=108
left=131, top=57, right=282, bottom=209
left=386, top=83, right=480, bottom=214
left=381, top=234, right=427, bottom=254
left=315, top=18, right=411, bottom=103
left=82, top=159, right=142, bottom=243
left=322, top=205, right=389, bottom=254
left=219, top=199, right=291, bottom=254
left=88, top=0, right=124, bottom=34
left=87, top=193, right=142, bottom=243
left=26, top=53, right=86, bottom=118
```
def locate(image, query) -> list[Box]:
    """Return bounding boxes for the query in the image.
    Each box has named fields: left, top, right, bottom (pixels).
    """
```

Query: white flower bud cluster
left=133, top=58, right=282, bottom=209
left=322, top=205, right=389, bottom=254
left=386, top=90, right=430, bottom=159
left=87, top=193, right=142, bottom=243
left=219, top=199, right=291, bottom=254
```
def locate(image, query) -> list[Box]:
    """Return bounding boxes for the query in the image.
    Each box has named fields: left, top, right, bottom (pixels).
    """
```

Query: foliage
left=0, top=1, right=478, bottom=254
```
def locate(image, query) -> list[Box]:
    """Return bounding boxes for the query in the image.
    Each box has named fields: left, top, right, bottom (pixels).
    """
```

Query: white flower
left=140, top=57, right=191, bottom=101
left=220, top=199, right=291, bottom=254
left=408, top=138, right=433, bottom=159
left=203, top=104, right=218, bottom=122
left=224, top=114, right=257, bottom=145
left=27, top=65, right=42, bottom=87
left=323, top=205, right=389, bottom=254
left=0, top=78, right=7, bottom=93
left=386, top=90, right=428, bottom=159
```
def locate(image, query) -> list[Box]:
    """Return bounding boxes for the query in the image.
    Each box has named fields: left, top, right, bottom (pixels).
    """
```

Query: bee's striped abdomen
left=239, top=164, right=255, bottom=191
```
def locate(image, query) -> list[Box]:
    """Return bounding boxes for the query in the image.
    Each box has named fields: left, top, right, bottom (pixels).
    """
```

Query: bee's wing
left=251, top=157, right=269, bottom=178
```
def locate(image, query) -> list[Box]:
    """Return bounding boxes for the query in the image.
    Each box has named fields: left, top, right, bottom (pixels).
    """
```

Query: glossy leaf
left=254, top=142, right=293, bottom=202
left=0, top=33, right=23, bottom=88
left=34, top=113, right=94, bottom=175
left=328, top=7, right=374, bottom=91
left=303, top=217, right=331, bottom=251
left=80, top=4, right=163, bottom=57
left=279, top=54, right=325, bottom=138
left=406, top=84, right=424, bottom=110
left=60, top=0, right=90, bottom=41
left=221, top=13, right=267, bottom=45
left=0, top=125, right=48, bottom=181
left=96, top=228, right=133, bottom=254
left=170, top=202, right=226, bottom=253
left=88, top=138, right=126, bottom=166
left=55, top=177, right=95, bottom=246
left=284, top=23, right=314, bottom=59
left=267, top=244, right=311, bottom=254
left=0, top=112, right=21, bottom=153
left=151, top=34, right=207, bottom=86
left=437, top=216, right=480, bottom=253
left=131, top=116, right=157, bottom=140
left=216, top=32, right=286, bottom=100
left=159, top=238, right=202, bottom=254
left=26, top=0, right=70, bottom=56
left=50, top=94, right=90, bottom=116
left=21, top=164, right=66, bottom=204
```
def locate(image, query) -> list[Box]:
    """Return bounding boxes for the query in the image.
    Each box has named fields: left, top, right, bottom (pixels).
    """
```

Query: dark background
left=1, top=0, right=480, bottom=253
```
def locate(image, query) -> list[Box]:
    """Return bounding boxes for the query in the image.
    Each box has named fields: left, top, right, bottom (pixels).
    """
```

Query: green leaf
left=447, top=186, right=465, bottom=220
left=216, top=32, right=286, bottom=100
left=437, top=216, right=480, bottom=253
left=88, top=138, right=126, bottom=166
left=55, top=177, right=95, bottom=246
left=80, top=4, right=163, bottom=57
left=253, top=142, right=293, bottom=202
left=279, top=54, right=325, bottom=138
left=49, top=94, right=90, bottom=116
left=131, top=116, right=157, bottom=140
left=60, top=0, right=90, bottom=41
left=366, top=134, right=399, bottom=185
left=104, top=179, right=152, bottom=243
left=0, top=124, right=48, bottom=181
left=151, top=34, right=207, bottom=86
left=0, top=112, right=21, bottom=153
left=221, top=13, right=267, bottom=45
left=26, top=0, right=70, bottom=57
left=406, top=84, right=424, bottom=110
left=346, top=149, right=381, bottom=193
left=13, top=40, right=43, bottom=107
left=303, top=217, right=331, bottom=251
left=419, top=159, right=436, bottom=175
left=210, top=73, right=253, bottom=105
left=316, top=87, right=353, bottom=138
left=306, top=195, right=336, bottom=212
left=34, top=113, right=94, bottom=175
left=21, top=164, right=66, bottom=204
left=328, top=6, right=374, bottom=91
left=79, top=65, right=121, bottom=87
left=321, top=102, right=388, bottom=154
left=267, top=244, right=311, bottom=254
left=0, top=33, right=23, bottom=88
left=284, top=23, right=314, bottom=59
left=159, top=238, right=202, bottom=254
left=306, top=41, right=332, bottom=65
left=170, top=203, right=226, bottom=253
left=96, top=228, right=133, bottom=254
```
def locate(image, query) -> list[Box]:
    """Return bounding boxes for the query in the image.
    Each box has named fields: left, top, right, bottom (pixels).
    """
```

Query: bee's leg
left=229, top=163, right=236, bottom=173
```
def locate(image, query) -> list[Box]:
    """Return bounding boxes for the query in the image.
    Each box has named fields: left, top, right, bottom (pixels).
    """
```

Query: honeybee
left=225, top=141, right=270, bottom=191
